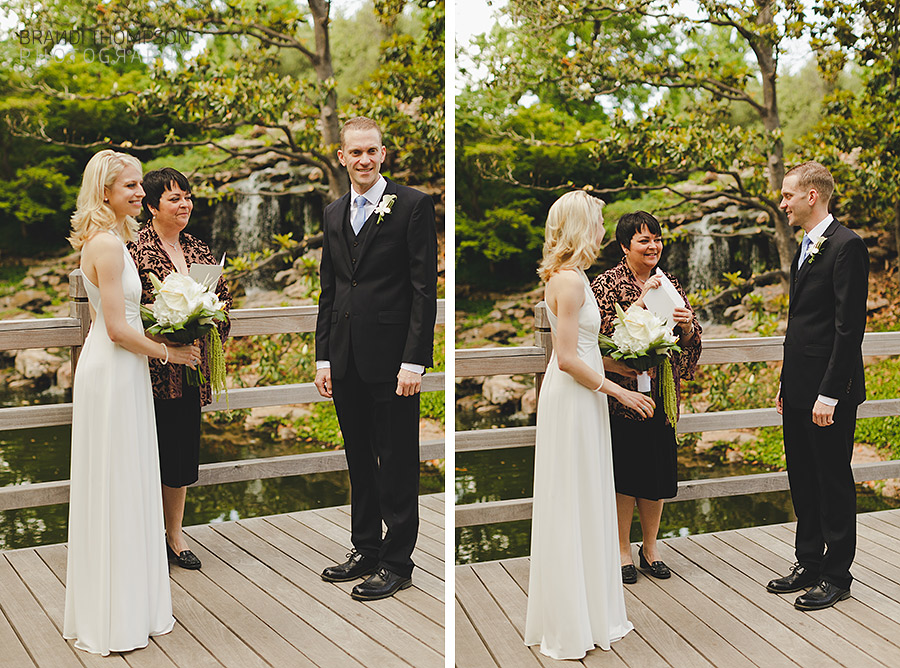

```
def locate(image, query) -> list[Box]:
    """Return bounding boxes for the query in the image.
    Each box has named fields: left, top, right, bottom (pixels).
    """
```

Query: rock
left=274, top=268, right=300, bottom=284
left=488, top=309, right=502, bottom=320
left=725, top=448, right=744, bottom=463
left=731, top=315, right=757, bottom=333
left=21, top=277, right=37, bottom=288
left=28, top=266, right=52, bottom=278
left=724, top=304, right=745, bottom=320
left=56, top=363, right=73, bottom=389
left=521, top=387, right=537, bottom=414
left=482, top=375, right=530, bottom=405
left=868, top=297, right=889, bottom=312
left=15, top=349, right=63, bottom=379
left=456, top=394, right=487, bottom=411
left=481, top=321, right=517, bottom=343
left=475, top=404, right=503, bottom=417
left=244, top=405, right=312, bottom=430
left=7, top=289, right=52, bottom=311
left=46, top=275, right=61, bottom=287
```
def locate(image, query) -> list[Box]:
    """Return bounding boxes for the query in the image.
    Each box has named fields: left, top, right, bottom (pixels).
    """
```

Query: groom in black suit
left=314, top=117, right=437, bottom=600
left=766, top=161, right=868, bottom=610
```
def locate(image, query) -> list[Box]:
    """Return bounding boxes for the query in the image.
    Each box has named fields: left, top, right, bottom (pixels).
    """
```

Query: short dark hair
left=616, top=210, right=662, bottom=249
left=142, top=167, right=191, bottom=217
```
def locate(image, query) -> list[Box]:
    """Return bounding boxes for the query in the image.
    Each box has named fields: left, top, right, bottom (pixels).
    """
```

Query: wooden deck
left=0, top=493, right=445, bottom=668
left=456, top=507, right=900, bottom=667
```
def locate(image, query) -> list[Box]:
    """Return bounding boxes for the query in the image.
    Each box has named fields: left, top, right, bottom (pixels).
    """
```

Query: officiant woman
left=129, top=167, right=232, bottom=570
left=591, top=210, right=701, bottom=584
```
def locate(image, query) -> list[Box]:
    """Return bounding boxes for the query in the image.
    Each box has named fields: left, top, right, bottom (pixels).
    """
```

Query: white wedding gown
left=64, top=234, right=174, bottom=655
left=524, top=270, right=633, bottom=660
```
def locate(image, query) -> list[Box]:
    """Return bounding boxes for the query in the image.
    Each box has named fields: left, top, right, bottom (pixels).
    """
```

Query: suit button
left=789, top=313, right=794, bottom=319
left=351, top=258, right=357, bottom=264
left=353, top=241, right=359, bottom=247
left=344, top=312, right=349, bottom=318
left=351, top=280, right=358, bottom=287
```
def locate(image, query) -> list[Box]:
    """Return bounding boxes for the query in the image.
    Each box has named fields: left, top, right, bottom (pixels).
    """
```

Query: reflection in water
left=0, top=421, right=443, bottom=551
left=455, top=444, right=900, bottom=564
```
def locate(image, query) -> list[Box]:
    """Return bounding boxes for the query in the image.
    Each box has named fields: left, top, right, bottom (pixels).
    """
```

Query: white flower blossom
left=610, top=303, right=678, bottom=355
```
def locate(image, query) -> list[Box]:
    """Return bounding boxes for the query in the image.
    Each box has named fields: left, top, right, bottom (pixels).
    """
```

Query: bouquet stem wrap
left=660, top=357, right=677, bottom=426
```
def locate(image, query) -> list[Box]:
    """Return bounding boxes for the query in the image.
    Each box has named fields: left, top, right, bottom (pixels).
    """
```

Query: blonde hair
left=538, top=191, right=605, bottom=281
left=68, top=150, right=142, bottom=250
left=786, top=161, right=834, bottom=206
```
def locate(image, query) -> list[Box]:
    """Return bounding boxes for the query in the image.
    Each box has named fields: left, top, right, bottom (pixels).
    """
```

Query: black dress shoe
left=321, top=550, right=378, bottom=582
left=794, top=581, right=850, bottom=610
left=166, top=541, right=201, bottom=570
left=621, top=564, right=637, bottom=585
left=638, top=545, right=671, bottom=579
left=766, top=562, right=818, bottom=593
left=350, top=567, right=412, bottom=601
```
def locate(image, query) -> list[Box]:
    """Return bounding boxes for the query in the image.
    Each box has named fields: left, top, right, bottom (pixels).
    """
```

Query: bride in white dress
left=524, top=191, right=655, bottom=660
left=63, top=150, right=200, bottom=655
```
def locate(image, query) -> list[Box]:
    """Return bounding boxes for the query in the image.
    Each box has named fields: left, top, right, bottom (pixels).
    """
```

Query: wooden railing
left=455, top=302, right=900, bottom=528
left=0, top=270, right=446, bottom=512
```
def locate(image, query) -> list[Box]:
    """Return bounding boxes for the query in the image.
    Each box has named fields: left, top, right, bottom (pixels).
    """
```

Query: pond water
left=0, top=384, right=444, bottom=551
left=455, top=407, right=900, bottom=564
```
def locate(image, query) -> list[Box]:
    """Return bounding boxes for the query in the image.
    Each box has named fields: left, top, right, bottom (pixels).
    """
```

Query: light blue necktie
left=351, top=195, right=368, bottom=235
left=798, top=235, right=811, bottom=268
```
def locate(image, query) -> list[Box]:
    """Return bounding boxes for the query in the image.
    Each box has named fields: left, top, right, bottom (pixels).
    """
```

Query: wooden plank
left=4, top=549, right=133, bottom=668
left=0, top=318, right=84, bottom=351
left=622, top=566, right=757, bottom=668
left=456, top=347, right=548, bottom=377
left=692, top=532, right=884, bottom=667
left=455, top=599, right=498, bottom=668
left=716, top=529, right=900, bottom=664
left=668, top=538, right=843, bottom=667
left=0, top=555, right=82, bottom=668
left=187, top=523, right=406, bottom=668
left=0, top=442, right=445, bottom=512
left=165, top=546, right=318, bottom=668
left=456, top=566, right=543, bottom=667
left=0, top=566, right=38, bottom=667
left=500, top=557, right=649, bottom=667
left=454, top=461, right=900, bottom=527
left=206, top=520, right=442, bottom=667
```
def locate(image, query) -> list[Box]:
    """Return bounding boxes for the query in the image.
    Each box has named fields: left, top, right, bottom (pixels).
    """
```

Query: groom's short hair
left=340, top=117, right=383, bottom=147
left=786, top=161, right=834, bottom=206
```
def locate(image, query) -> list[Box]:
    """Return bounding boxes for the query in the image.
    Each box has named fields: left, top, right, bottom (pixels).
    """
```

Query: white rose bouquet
left=140, top=272, right=227, bottom=397
left=598, top=302, right=681, bottom=425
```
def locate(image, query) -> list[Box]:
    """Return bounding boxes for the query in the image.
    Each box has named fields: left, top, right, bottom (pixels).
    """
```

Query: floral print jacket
left=128, top=225, right=232, bottom=405
left=591, top=258, right=702, bottom=422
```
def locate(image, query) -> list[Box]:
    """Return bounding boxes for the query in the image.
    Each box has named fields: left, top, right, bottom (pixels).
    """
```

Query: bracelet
left=160, top=342, right=169, bottom=365
left=593, top=379, right=604, bottom=392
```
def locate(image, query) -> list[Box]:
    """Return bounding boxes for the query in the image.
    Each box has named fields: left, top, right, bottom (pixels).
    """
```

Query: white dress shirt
left=317, top=176, right=424, bottom=376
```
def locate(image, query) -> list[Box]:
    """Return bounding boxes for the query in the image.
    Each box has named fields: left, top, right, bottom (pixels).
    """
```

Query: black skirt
left=609, top=405, right=678, bottom=501
left=153, top=380, right=201, bottom=488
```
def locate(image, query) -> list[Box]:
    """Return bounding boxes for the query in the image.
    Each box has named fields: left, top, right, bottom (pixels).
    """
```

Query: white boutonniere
left=807, top=235, right=827, bottom=263
left=374, top=194, right=397, bottom=224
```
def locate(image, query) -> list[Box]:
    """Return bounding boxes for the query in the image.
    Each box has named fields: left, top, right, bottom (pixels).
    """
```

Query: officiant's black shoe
left=794, top=581, right=850, bottom=611
left=638, top=545, right=671, bottom=579
left=622, top=564, right=638, bottom=584
left=166, top=541, right=201, bottom=570
left=321, top=550, right=378, bottom=583
left=766, top=562, right=818, bottom=593
left=350, top=567, right=412, bottom=601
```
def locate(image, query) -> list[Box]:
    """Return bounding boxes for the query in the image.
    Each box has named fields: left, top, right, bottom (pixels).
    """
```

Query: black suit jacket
left=315, top=178, right=438, bottom=383
left=781, top=219, right=868, bottom=410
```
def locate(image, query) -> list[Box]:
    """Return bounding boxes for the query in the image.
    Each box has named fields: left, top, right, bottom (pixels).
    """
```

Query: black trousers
left=782, top=399, right=857, bottom=589
left=331, top=355, right=420, bottom=578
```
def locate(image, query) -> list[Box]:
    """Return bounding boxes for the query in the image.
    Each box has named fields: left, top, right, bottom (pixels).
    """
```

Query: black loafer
left=766, top=562, right=818, bottom=593
left=321, top=550, right=378, bottom=582
left=166, top=541, right=201, bottom=570
left=350, top=567, right=412, bottom=601
left=622, top=564, right=637, bottom=585
left=794, top=581, right=850, bottom=610
left=638, top=545, right=671, bottom=579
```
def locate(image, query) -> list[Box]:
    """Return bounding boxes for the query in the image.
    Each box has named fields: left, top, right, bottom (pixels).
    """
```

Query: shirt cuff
left=316, top=361, right=331, bottom=370
left=817, top=394, right=838, bottom=407
left=400, top=363, right=425, bottom=375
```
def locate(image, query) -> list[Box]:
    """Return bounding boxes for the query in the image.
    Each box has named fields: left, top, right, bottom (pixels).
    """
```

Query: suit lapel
left=330, top=193, right=353, bottom=272
left=355, top=179, right=398, bottom=271
left=794, top=218, right=840, bottom=291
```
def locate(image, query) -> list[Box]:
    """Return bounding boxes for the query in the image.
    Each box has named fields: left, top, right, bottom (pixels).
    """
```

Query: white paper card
left=189, top=263, right=223, bottom=289
left=642, top=268, right=687, bottom=326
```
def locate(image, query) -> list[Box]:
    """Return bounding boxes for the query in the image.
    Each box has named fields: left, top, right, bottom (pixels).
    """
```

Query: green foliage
left=0, top=158, right=78, bottom=251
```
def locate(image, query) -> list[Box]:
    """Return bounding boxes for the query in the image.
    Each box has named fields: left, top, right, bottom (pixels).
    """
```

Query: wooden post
left=69, top=269, right=90, bottom=373
left=534, top=301, right=552, bottom=401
